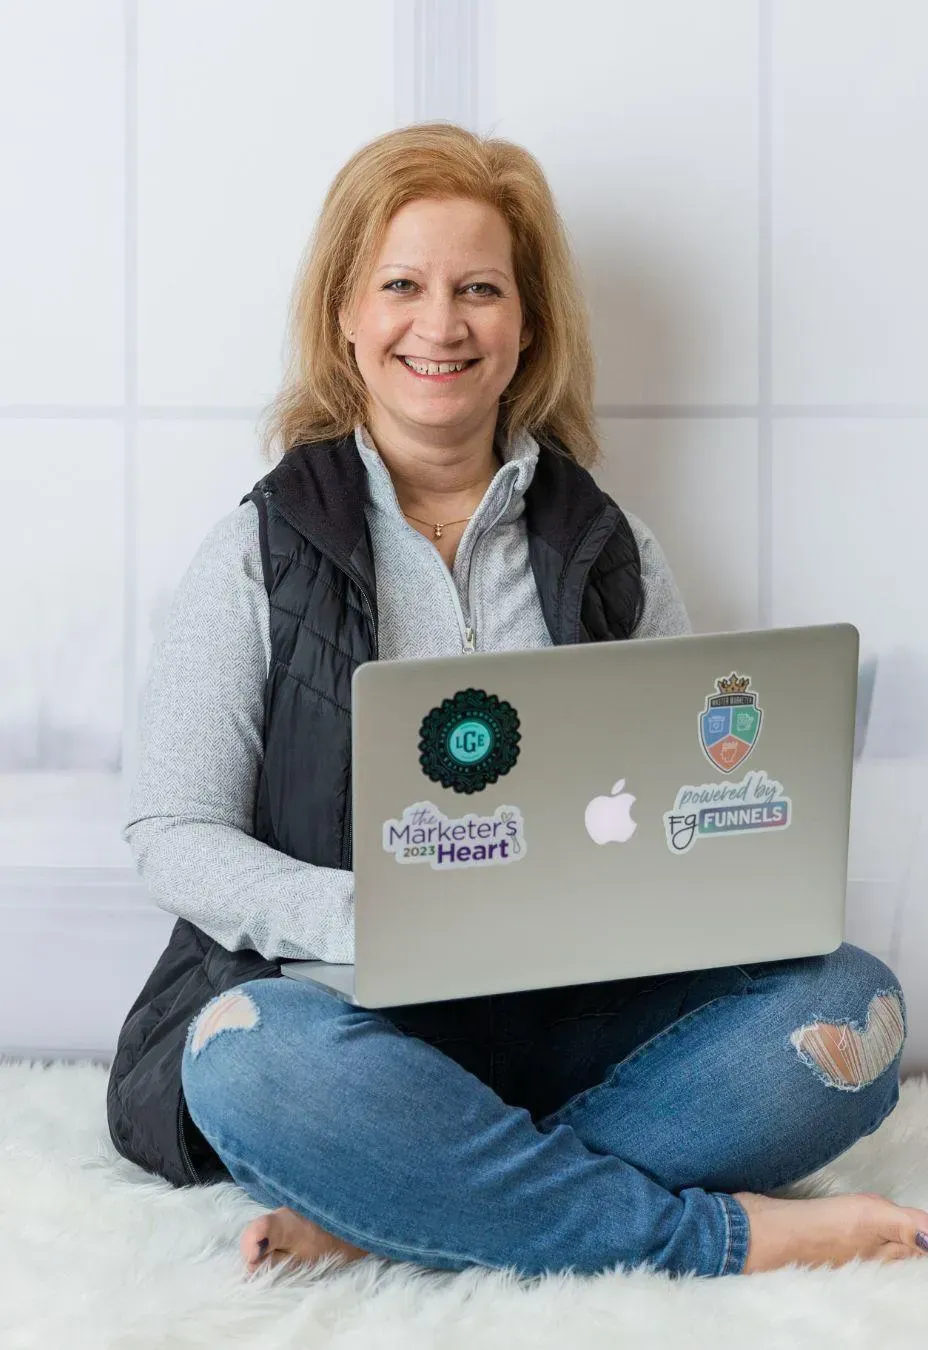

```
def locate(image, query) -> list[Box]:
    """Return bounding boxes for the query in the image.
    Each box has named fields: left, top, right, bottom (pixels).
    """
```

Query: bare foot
left=732, top=1190, right=928, bottom=1274
left=240, top=1206, right=371, bottom=1275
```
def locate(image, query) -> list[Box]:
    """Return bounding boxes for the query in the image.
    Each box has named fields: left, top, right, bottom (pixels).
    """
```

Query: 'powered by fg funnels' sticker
left=662, top=668, right=792, bottom=853
left=663, top=769, right=791, bottom=855
left=383, top=801, right=526, bottom=870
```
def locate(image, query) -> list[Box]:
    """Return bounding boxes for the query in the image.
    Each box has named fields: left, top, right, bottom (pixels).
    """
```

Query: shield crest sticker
left=699, top=673, right=762, bottom=773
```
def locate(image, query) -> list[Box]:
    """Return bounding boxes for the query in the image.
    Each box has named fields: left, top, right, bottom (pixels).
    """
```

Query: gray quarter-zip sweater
left=124, top=423, right=692, bottom=962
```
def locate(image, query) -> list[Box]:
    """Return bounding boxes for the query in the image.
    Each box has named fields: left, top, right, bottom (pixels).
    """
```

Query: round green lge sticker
left=419, top=689, right=520, bottom=794
left=447, top=718, right=495, bottom=765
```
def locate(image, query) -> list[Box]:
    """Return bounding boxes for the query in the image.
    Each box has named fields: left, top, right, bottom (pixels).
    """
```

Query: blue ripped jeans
left=180, top=941, right=906, bottom=1280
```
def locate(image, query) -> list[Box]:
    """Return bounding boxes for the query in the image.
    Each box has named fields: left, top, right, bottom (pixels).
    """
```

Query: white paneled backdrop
left=2, top=0, right=927, bottom=1069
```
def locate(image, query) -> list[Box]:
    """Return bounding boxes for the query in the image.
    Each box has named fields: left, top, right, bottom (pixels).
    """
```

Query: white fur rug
left=3, top=1059, right=928, bottom=1350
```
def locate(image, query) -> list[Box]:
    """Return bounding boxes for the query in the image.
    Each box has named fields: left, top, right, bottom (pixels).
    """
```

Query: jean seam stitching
left=717, top=1193, right=733, bottom=1276
left=197, top=1126, right=511, bottom=1270
left=540, top=994, right=728, bottom=1130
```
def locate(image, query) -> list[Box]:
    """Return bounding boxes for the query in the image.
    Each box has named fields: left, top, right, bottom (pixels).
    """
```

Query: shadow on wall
left=0, top=587, right=176, bottom=774
left=856, top=650, right=928, bottom=761
left=0, top=721, right=121, bottom=773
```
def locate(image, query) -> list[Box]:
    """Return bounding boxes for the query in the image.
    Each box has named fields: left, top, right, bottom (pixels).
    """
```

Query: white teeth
left=401, top=356, right=471, bottom=375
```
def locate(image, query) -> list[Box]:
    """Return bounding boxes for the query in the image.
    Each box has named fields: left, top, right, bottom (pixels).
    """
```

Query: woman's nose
left=410, top=300, right=470, bottom=344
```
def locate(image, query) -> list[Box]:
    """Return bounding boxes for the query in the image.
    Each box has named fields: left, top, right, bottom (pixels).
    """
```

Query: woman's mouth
left=396, top=355, right=480, bottom=382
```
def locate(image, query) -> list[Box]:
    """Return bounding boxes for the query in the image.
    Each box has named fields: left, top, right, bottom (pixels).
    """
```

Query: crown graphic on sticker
left=418, top=688, right=521, bottom=794
left=699, top=671, right=762, bottom=775
left=715, top=673, right=751, bottom=695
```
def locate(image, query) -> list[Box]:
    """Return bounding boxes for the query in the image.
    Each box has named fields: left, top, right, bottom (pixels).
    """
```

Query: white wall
left=1, top=1, right=926, bottom=1070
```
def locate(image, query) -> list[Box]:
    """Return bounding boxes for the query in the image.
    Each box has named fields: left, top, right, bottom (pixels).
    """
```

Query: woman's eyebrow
left=375, top=264, right=510, bottom=280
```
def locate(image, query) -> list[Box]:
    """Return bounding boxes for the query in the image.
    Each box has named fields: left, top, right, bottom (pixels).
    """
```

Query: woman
left=107, top=122, right=927, bottom=1281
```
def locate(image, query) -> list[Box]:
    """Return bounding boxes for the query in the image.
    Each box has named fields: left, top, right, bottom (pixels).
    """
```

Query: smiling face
left=339, top=196, right=533, bottom=445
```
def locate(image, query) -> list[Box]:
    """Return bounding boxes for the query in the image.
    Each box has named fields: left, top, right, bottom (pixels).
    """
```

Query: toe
left=240, top=1215, right=274, bottom=1272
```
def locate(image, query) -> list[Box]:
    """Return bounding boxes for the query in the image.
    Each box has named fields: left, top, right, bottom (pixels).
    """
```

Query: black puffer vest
left=106, top=430, right=644, bottom=1188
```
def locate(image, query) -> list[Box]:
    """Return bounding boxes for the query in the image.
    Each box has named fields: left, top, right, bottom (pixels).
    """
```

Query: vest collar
left=353, top=421, right=539, bottom=533
left=262, top=425, right=610, bottom=603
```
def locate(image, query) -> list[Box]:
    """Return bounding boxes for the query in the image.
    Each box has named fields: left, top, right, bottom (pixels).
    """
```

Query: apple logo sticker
left=584, top=779, right=638, bottom=845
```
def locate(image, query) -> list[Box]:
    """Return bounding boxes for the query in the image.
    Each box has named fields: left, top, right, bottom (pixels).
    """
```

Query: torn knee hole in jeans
left=790, top=990, right=905, bottom=1090
left=189, top=991, right=260, bottom=1055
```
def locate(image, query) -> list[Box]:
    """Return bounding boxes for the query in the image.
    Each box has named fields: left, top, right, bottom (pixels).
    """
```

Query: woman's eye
left=383, top=280, right=498, bottom=296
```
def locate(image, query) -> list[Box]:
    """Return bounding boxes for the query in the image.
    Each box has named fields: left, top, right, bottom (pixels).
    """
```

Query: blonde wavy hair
left=258, top=121, right=601, bottom=469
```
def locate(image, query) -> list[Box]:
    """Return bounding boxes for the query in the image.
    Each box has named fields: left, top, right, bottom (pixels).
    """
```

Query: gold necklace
left=400, top=465, right=498, bottom=540
left=402, top=512, right=472, bottom=540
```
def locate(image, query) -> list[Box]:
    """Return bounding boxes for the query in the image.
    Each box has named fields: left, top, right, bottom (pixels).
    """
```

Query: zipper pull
left=463, top=627, right=476, bottom=653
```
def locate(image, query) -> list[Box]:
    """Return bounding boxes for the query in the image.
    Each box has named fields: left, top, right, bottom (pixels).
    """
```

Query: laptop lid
left=348, top=622, right=858, bottom=1007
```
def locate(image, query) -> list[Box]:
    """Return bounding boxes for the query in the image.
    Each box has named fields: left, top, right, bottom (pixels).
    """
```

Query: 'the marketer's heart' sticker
left=383, top=801, right=526, bottom=870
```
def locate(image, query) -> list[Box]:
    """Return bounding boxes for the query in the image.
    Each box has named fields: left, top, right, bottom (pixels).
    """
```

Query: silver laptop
left=280, top=622, right=859, bottom=1008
